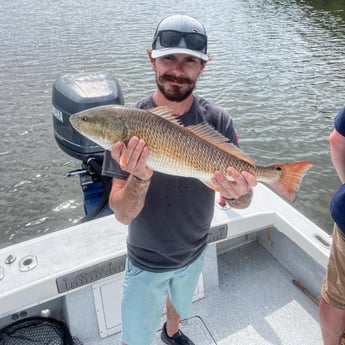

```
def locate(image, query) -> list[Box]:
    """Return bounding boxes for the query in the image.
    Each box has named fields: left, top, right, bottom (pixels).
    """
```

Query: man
left=102, top=14, right=257, bottom=345
left=319, top=106, right=345, bottom=345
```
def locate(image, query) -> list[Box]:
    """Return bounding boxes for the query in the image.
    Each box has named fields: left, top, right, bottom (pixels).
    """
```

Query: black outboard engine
left=52, top=72, right=124, bottom=221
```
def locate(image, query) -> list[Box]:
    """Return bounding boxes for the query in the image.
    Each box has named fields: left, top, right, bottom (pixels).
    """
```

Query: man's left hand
left=212, top=167, right=257, bottom=207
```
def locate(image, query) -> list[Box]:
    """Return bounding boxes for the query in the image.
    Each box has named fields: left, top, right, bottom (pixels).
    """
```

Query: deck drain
left=19, top=255, right=38, bottom=272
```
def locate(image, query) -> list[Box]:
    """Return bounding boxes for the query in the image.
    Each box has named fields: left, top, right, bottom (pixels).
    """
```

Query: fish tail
left=267, top=161, right=314, bottom=202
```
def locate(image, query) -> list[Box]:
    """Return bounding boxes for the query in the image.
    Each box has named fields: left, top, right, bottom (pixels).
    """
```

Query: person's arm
left=108, top=137, right=153, bottom=224
left=109, top=176, right=151, bottom=224
left=329, top=128, right=345, bottom=184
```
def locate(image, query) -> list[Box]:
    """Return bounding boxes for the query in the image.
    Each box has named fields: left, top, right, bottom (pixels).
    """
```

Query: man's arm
left=329, top=128, right=345, bottom=184
left=109, top=176, right=151, bottom=225
left=108, top=137, right=153, bottom=224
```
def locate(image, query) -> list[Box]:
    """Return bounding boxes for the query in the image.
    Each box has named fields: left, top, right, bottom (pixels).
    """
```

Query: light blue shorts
left=121, top=251, right=205, bottom=345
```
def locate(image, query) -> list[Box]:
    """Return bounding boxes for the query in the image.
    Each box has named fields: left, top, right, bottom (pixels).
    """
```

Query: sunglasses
left=153, top=30, right=207, bottom=53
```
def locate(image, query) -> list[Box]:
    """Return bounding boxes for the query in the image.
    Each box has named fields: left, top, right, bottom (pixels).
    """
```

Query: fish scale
left=118, top=110, right=253, bottom=178
left=70, top=104, right=314, bottom=202
left=145, top=122, right=234, bottom=177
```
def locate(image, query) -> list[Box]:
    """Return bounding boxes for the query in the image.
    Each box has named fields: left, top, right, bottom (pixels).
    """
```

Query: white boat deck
left=0, top=184, right=330, bottom=345
left=67, top=238, right=322, bottom=345
left=137, top=241, right=321, bottom=345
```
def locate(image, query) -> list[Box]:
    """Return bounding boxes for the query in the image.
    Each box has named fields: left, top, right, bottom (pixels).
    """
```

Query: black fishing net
left=0, top=317, right=83, bottom=345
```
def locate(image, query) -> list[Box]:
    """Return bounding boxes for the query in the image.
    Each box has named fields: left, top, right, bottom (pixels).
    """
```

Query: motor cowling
left=52, top=71, right=124, bottom=163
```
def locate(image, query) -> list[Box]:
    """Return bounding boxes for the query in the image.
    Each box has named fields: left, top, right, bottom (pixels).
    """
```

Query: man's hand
left=212, top=167, right=257, bottom=207
left=111, top=136, right=153, bottom=181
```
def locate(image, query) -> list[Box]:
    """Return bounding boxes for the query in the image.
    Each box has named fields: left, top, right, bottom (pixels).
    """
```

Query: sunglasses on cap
left=152, top=30, right=207, bottom=53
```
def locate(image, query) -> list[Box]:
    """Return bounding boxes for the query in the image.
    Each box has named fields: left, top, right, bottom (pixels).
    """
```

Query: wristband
left=133, top=175, right=151, bottom=184
left=223, top=197, right=238, bottom=205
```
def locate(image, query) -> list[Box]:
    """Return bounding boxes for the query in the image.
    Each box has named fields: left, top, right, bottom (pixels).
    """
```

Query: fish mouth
left=69, top=115, right=83, bottom=132
left=69, top=115, right=77, bottom=128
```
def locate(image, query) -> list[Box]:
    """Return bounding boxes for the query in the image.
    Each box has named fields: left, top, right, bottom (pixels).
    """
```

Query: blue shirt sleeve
left=330, top=107, right=345, bottom=234
left=334, top=107, right=345, bottom=137
left=330, top=184, right=345, bottom=234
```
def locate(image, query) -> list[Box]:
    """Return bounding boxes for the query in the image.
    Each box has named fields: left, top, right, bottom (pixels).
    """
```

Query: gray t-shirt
left=102, top=95, right=238, bottom=272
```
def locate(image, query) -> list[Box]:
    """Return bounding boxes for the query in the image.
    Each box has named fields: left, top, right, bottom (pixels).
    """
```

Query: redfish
left=69, top=105, right=313, bottom=202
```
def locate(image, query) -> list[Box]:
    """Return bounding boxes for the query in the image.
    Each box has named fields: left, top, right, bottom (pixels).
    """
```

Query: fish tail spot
left=268, top=161, right=314, bottom=202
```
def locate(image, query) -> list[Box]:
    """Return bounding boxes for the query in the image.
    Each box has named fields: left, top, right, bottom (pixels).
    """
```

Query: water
left=1, top=0, right=345, bottom=249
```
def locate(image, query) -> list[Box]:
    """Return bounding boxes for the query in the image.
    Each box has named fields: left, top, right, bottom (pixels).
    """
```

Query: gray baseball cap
left=151, top=15, right=208, bottom=61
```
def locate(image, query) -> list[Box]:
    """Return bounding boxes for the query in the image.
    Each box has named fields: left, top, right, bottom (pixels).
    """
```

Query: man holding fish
left=104, top=14, right=256, bottom=345
left=104, top=15, right=256, bottom=345
left=69, top=14, right=311, bottom=345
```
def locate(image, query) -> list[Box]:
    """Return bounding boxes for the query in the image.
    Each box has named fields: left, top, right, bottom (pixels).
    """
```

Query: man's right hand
left=111, top=136, right=153, bottom=181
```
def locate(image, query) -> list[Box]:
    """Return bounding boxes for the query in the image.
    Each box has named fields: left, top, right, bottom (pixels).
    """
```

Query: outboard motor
left=52, top=72, right=124, bottom=221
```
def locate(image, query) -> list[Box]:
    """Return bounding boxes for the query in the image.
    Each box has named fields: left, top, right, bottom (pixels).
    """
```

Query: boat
left=0, top=72, right=331, bottom=344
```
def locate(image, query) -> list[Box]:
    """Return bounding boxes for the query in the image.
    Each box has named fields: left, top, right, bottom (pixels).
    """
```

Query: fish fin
left=186, top=123, right=255, bottom=166
left=267, top=161, right=314, bottom=202
left=119, top=145, right=128, bottom=167
left=149, top=106, right=183, bottom=125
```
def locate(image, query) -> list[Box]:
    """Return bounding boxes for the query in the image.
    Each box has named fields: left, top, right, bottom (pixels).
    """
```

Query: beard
left=156, top=73, right=197, bottom=102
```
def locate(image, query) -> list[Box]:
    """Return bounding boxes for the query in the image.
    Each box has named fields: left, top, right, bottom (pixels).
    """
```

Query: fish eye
left=276, top=167, right=282, bottom=171
left=81, top=116, right=88, bottom=122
